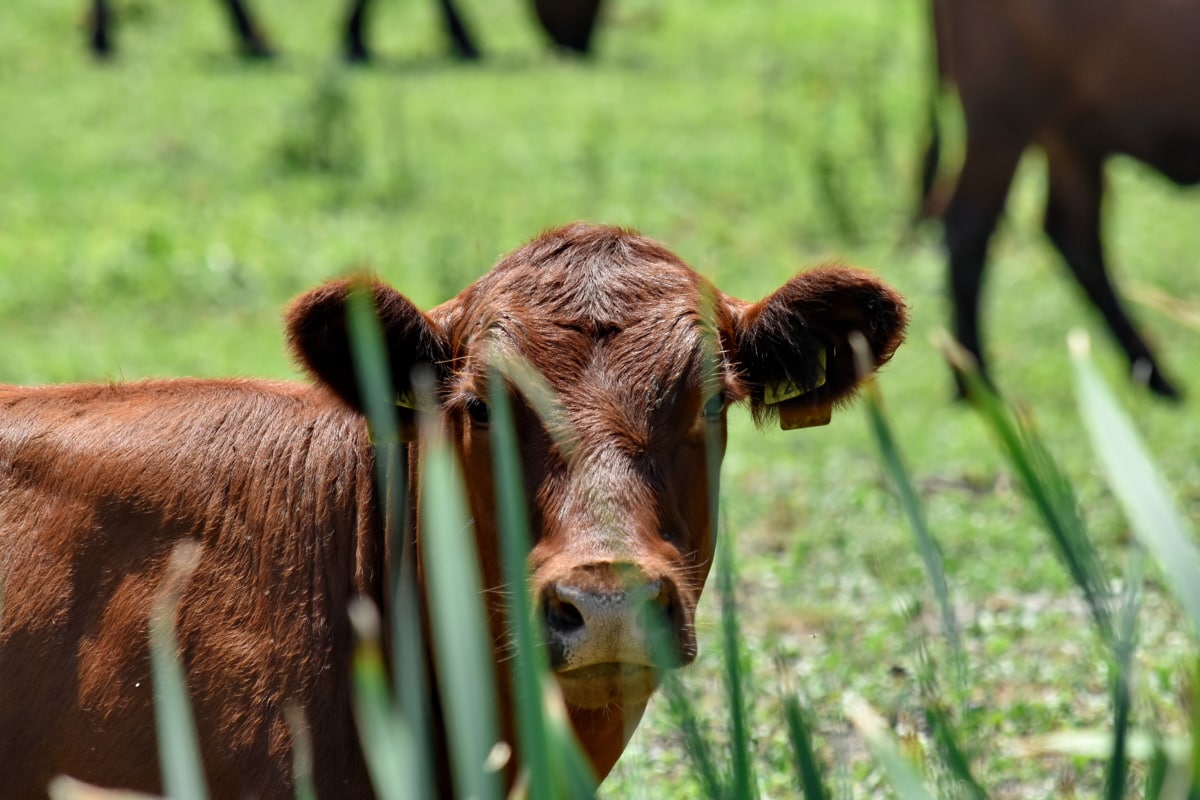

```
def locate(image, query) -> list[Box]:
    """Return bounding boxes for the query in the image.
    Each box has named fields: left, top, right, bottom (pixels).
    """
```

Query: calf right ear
left=732, top=266, right=907, bottom=429
left=285, top=278, right=449, bottom=418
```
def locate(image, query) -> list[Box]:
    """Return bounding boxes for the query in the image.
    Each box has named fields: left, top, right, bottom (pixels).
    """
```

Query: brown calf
left=0, top=223, right=906, bottom=797
left=925, top=0, right=1200, bottom=397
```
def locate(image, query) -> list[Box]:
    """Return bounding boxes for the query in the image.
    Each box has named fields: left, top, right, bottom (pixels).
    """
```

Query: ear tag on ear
left=764, top=378, right=803, bottom=406
left=764, top=348, right=827, bottom=405
left=779, top=400, right=833, bottom=430
left=396, top=389, right=418, bottom=410
left=393, top=389, right=419, bottom=442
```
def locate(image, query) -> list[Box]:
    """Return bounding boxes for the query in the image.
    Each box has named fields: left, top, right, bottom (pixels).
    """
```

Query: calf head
left=286, top=223, right=907, bottom=778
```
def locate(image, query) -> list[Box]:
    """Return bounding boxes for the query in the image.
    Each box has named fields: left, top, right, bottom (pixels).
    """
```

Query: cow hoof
left=1142, top=365, right=1182, bottom=401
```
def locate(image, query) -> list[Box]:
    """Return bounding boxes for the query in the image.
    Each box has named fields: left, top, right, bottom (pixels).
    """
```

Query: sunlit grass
left=4, top=0, right=1200, bottom=796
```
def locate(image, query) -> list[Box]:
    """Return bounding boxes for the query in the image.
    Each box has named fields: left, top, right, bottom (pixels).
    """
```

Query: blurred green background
left=3, top=1, right=1199, bottom=796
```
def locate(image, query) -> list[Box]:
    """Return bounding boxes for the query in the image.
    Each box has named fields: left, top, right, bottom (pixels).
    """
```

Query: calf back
left=0, top=380, right=380, bottom=798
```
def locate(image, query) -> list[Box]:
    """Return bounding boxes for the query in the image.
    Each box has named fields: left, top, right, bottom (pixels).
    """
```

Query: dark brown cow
left=924, top=0, right=1200, bottom=397
left=87, top=0, right=605, bottom=62
left=0, top=223, right=906, bottom=797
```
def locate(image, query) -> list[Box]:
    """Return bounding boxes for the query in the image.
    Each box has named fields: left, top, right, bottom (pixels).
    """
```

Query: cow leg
left=343, top=0, right=371, bottom=62
left=88, top=0, right=113, bottom=58
left=533, top=0, right=603, bottom=55
left=942, top=134, right=1024, bottom=393
left=1042, top=141, right=1179, bottom=397
left=436, top=0, right=481, bottom=59
left=223, top=0, right=273, bottom=58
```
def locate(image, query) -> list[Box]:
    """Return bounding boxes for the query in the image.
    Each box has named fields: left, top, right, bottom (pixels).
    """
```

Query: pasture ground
left=3, top=1, right=1199, bottom=796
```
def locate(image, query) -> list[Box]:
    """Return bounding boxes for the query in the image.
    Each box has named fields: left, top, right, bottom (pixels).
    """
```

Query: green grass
left=4, top=0, right=1200, bottom=796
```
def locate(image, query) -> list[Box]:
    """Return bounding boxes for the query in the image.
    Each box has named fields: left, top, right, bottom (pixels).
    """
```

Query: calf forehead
left=467, top=244, right=702, bottom=330
left=442, top=226, right=720, bottom=390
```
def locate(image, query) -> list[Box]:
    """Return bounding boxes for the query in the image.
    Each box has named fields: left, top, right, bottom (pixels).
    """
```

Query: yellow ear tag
left=764, top=348, right=827, bottom=405
left=779, top=400, right=832, bottom=430
left=396, top=389, right=417, bottom=410
left=764, top=378, right=804, bottom=405
left=394, top=389, right=419, bottom=442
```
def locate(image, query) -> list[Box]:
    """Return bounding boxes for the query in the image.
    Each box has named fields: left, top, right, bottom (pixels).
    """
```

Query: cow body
left=927, top=0, right=1200, bottom=396
left=0, top=381, right=377, bottom=797
left=0, top=224, right=906, bottom=796
left=87, top=0, right=604, bottom=62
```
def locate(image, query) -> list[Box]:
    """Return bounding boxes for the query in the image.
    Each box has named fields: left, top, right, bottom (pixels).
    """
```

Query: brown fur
left=0, top=223, right=906, bottom=797
left=927, top=0, right=1200, bottom=397
left=0, top=381, right=377, bottom=797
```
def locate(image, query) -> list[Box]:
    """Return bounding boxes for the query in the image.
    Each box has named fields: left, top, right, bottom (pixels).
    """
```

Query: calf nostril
left=637, top=580, right=692, bottom=666
left=543, top=587, right=586, bottom=636
left=636, top=582, right=672, bottom=633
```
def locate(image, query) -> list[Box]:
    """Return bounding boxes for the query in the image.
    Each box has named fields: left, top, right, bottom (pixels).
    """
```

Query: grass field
left=4, top=1, right=1200, bottom=797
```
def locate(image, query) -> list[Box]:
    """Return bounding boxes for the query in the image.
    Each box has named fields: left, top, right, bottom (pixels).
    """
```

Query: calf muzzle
left=538, top=564, right=692, bottom=708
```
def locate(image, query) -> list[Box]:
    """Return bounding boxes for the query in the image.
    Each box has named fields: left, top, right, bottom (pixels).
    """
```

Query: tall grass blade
left=1069, top=333, right=1200, bottom=635
left=420, top=430, right=504, bottom=800
left=489, top=365, right=597, bottom=799
left=1104, top=548, right=1143, bottom=800
left=782, top=694, right=830, bottom=800
left=859, top=369, right=964, bottom=689
left=46, top=776, right=158, bottom=800
left=1143, top=741, right=1169, bottom=800
left=1194, top=658, right=1200, bottom=797
left=1066, top=335, right=1200, bottom=797
left=1012, top=729, right=1189, bottom=761
left=345, top=287, right=400, bottom=450
left=644, top=321, right=724, bottom=798
left=148, top=543, right=208, bottom=800
left=345, top=286, right=434, bottom=798
left=489, top=368, right=553, bottom=800
left=921, top=700, right=988, bottom=800
left=537, top=679, right=602, bottom=798
left=349, top=598, right=417, bottom=800
left=845, top=695, right=939, bottom=800
left=944, top=339, right=1114, bottom=644
left=283, top=704, right=317, bottom=800
left=387, top=551, right=432, bottom=798
left=858, top=335, right=984, bottom=798
left=659, top=670, right=724, bottom=798
left=717, top=529, right=757, bottom=800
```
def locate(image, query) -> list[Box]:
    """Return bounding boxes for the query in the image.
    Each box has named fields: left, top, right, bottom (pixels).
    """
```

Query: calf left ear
left=285, top=277, right=449, bottom=419
left=732, top=266, right=907, bottom=429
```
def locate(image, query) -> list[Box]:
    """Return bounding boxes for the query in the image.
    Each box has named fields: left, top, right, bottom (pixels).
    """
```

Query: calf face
left=287, top=222, right=907, bottom=779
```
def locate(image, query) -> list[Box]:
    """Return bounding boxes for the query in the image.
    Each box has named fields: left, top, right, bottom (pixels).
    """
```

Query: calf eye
left=465, top=396, right=491, bottom=425
left=702, top=392, right=726, bottom=419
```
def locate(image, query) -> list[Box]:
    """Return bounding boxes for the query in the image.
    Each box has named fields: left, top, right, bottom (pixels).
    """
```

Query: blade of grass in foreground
left=420, top=420, right=504, bottom=800
left=349, top=598, right=418, bottom=800
left=853, top=337, right=983, bottom=799
left=46, top=776, right=159, bottom=800
left=1104, top=547, right=1143, bottom=800
left=941, top=336, right=1115, bottom=645
left=858, top=367, right=964, bottom=690
left=845, top=695, right=938, bottom=800
left=1068, top=333, right=1200, bottom=796
left=782, top=694, right=830, bottom=800
left=921, top=699, right=988, bottom=800
left=658, top=669, right=724, bottom=798
left=283, top=704, right=317, bottom=800
left=1194, top=660, right=1200, bottom=799
left=149, top=543, right=208, bottom=800
left=1069, top=333, right=1200, bottom=635
left=489, top=369, right=553, bottom=800
left=489, top=364, right=597, bottom=799
left=346, top=286, right=434, bottom=798
left=717, top=528, right=757, bottom=800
